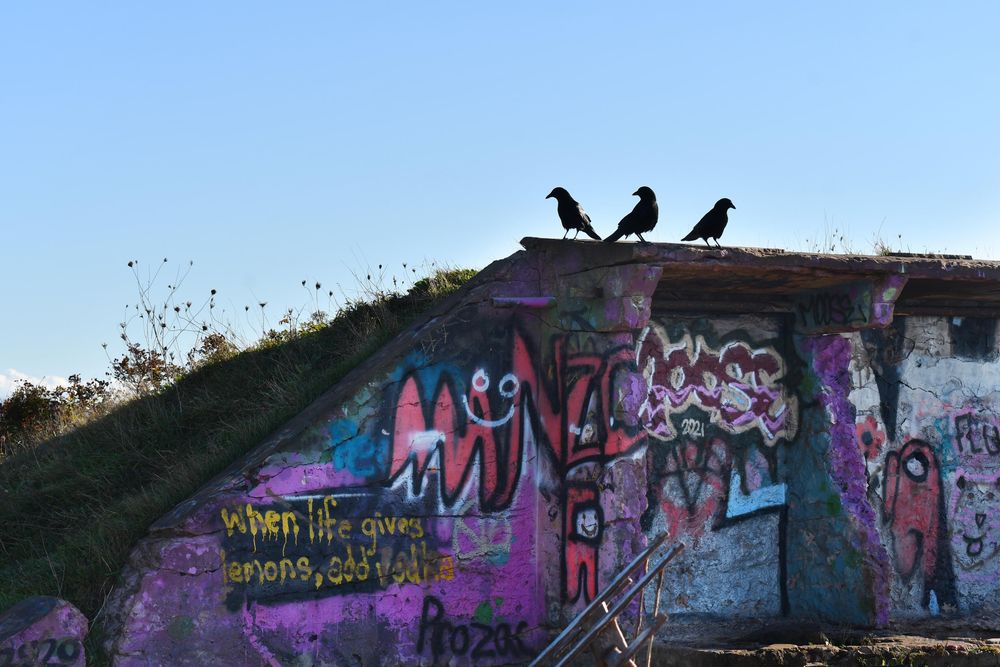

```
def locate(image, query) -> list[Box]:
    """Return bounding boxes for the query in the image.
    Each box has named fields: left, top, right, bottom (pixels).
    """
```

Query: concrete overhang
left=520, top=237, right=1000, bottom=333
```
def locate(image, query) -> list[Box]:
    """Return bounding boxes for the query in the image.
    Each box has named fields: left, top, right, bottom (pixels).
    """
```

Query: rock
left=739, top=620, right=829, bottom=646
left=0, top=596, right=88, bottom=666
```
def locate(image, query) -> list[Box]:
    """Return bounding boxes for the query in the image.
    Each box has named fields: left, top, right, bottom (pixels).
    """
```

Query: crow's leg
left=703, top=239, right=711, bottom=247
left=563, top=229, right=569, bottom=239
left=637, top=233, right=648, bottom=244
left=714, top=238, right=722, bottom=248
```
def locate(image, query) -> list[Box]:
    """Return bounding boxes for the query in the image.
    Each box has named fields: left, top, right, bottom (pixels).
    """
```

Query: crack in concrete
left=896, top=379, right=945, bottom=401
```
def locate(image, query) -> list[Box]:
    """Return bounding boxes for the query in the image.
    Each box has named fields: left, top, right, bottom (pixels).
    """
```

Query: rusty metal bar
left=528, top=533, right=673, bottom=667
left=608, top=614, right=669, bottom=667
left=545, top=543, right=684, bottom=667
left=644, top=566, right=666, bottom=667
left=632, top=550, right=650, bottom=643
left=600, top=601, right=636, bottom=667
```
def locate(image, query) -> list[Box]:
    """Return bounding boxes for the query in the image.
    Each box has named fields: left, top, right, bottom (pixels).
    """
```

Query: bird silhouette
left=681, top=198, right=735, bottom=247
left=546, top=187, right=601, bottom=240
left=603, top=186, right=658, bottom=243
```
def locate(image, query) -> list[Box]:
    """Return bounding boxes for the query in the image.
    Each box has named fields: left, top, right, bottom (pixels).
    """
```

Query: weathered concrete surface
left=652, top=617, right=1000, bottom=666
left=0, top=596, right=87, bottom=666
left=94, top=239, right=1000, bottom=664
left=653, top=641, right=1000, bottom=667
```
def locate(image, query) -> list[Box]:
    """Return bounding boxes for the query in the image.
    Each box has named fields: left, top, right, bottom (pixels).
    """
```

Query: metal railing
left=529, top=534, right=684, bottom=667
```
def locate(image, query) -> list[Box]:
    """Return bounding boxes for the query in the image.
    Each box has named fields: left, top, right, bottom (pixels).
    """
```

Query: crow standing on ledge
left=546, top=187, right=601, bottom=240
left=682, top=198, right=735, bottom=247
left=603, top=186, right=658, bottom=243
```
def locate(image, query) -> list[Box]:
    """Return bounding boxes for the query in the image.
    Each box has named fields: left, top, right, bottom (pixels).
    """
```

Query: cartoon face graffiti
left=564, top=485, right=602, bottom=603
left=951, top=474, right=1000, bottom=572
left=574, top=506, right=601, bottom=541
left=881, top=438, right=960, bottom=609
left=463, top=368, right=520, bottom=428
left=883, top=440, right=943, bottom=583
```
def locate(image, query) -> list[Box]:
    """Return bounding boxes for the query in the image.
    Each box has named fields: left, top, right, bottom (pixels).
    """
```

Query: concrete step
left=650, top=619, right=1000, bottom=667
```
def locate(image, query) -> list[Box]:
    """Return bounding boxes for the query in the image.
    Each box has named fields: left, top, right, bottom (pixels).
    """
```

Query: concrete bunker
left=99, top=239, right=1000, bottom=664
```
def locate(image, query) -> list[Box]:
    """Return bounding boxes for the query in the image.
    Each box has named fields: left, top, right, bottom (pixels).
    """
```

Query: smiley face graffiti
left=462, top=369, right=520, bottom=428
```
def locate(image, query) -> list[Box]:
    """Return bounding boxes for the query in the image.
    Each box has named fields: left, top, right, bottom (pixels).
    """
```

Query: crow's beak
left=730, top=203, right=736, bottom=209
left=632, top=190, right=640, bottom=196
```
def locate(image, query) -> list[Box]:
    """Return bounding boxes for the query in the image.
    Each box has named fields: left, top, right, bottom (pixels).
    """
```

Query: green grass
left=0, top=269, right=476, bottom=625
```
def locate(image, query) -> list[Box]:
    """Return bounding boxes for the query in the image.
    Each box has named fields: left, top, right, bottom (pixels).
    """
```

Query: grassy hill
left=0, top=269, right=474, bottom=632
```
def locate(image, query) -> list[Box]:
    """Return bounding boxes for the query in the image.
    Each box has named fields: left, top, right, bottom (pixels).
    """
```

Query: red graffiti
left=856, top=415, right=886, bottom=461
left=564, top=484, right=601, bottom=603
left=883, top=439, right=942, bottom=584
left=657, top=438, right=730, bottom=539
left=513, top=333, right=643, bottom=470
left=388, top=327, right=645, bottom=600
left=513, top=332, right=643, bottom=602
left=389, top=366, right=525, bottom=511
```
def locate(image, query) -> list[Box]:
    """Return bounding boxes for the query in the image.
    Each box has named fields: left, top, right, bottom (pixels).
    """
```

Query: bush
left=0, top=375, right=115, bottom=460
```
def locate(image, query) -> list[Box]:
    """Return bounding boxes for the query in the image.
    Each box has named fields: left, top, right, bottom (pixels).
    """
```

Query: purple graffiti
left=638, top=327, right=797, bottom=445
left=802, top=334, right=891, bottom=625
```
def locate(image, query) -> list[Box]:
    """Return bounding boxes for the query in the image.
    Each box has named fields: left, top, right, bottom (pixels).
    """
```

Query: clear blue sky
left=2, top=2, right=999, bottom=396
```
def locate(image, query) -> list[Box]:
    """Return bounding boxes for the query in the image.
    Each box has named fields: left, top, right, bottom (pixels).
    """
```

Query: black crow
left=681, top=198, right=735, bottom=247
left=546, top=187, right=601, bottom=240
left=603, top=186, right=658, bottom=243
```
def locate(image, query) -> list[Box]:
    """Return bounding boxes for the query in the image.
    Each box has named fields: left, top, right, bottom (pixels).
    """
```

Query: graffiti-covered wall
left=853, top=316, right=1000, bottom=617
left=101, top=251, right=663, bottom=666
left=100, top=241, right=1000, bottom=664
left=636, top=315, right=796, bottom=619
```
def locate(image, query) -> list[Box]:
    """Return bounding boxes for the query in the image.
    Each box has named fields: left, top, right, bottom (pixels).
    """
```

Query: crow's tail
left=604, top=227, right=625, bottom=243
left=583, top=226, right=602, bottom=241
left=681, top=230, right=699, bottom=242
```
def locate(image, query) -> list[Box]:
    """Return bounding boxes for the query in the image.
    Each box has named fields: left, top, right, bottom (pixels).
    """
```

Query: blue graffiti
left=329, top=418, right=387, bottom=478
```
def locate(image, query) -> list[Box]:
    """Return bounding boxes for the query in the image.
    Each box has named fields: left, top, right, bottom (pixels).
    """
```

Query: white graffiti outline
left=472, top=368, right=490, bottom=392
left=451, top=499, right=514, bottom=562
left=637, top=326, right=797, bottom=446
left=461, top=396, right=517, bottom=428
left=461, top=370, right=521, bottom=428
left=497, top=373, right=519, bottom=398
